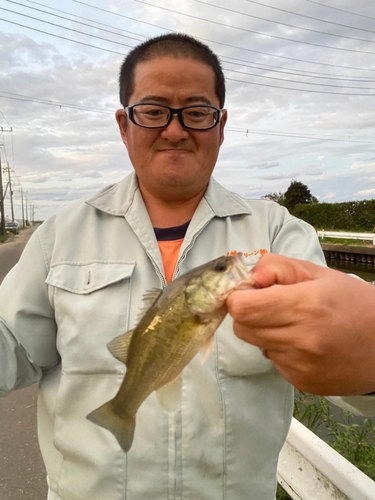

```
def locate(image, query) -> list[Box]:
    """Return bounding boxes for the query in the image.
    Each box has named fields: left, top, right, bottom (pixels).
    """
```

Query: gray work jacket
left=1, top=173, right=371, bottom=499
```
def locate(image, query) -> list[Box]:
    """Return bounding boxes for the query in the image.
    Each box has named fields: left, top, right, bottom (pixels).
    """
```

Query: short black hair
left=119, top=33, right=226, bottom=108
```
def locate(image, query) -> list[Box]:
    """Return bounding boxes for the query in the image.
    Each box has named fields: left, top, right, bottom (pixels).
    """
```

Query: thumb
left=251, top=253, right=326, bottom=288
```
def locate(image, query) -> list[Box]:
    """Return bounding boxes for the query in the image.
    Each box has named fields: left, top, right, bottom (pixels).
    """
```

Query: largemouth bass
left=87, top=253, right=252, bottom=452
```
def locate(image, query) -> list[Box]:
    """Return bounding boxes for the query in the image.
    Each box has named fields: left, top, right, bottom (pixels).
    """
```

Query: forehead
left=130, top=56, right=218, bottom=104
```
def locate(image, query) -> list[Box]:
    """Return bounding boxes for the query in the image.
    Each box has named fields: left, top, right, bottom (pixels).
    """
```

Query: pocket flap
left=46, top=261, right=135, bottom=294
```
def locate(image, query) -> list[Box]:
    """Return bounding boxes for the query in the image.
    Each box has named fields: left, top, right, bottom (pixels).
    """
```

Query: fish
left=87, top=253, right=253, bottom=452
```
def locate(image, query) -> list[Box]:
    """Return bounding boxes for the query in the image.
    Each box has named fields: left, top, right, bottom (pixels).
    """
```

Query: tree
left=261, top=191, right=285, bottom=204
left=283, top=180, right=316, bottom=209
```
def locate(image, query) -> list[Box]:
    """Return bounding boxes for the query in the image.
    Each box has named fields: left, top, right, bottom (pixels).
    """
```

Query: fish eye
left=215, top=262, right=227, bottom=272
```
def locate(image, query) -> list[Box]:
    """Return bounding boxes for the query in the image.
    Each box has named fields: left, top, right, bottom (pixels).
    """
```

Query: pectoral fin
left=156, top=375, right=182, bottom=413
left=199, top=334, right=214, bottom=364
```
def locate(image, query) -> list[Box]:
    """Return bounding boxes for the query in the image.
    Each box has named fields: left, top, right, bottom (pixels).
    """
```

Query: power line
left=305, top=0, right=375, bottom=21
left=134, top=0, right=375, bottom=55
left=25, top=0, right=145, bottom=41
left=0, top=7, right=138, bottom=50
left=227, top=76, right=375, bottom=96
left=73, top=0, right=174, bottom=36
left=0, top=109, right=12, bottom=127
left=0, top=17, right=129, bottom=56
left=207, top=36, right=375, bottom=74
left=226, top=127, right=375, bottom=144
left=7, top=0, right=144, bottom=43
left=15, top=0, right=373, bottom=90
left=1, top=88, right=374, bottom=144
left=0, top=91, right=113, bottom=113
left=195, top=0, right=375, bottom=44
left=222, top=56, right=375, bottom=82
left=71, top=0, right=375, bottom=73
left=242, top=0, right=375, bottom=34
left=224, top=66, right=375, bottom=91
left=2, top=3, right=375, bottom=95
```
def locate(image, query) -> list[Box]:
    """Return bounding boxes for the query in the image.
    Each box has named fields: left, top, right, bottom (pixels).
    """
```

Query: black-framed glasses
left=125, top=103, right=222, bottom=130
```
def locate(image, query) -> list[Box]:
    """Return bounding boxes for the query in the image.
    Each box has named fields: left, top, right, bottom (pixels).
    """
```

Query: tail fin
left=87, top=401, right=136, bottom=453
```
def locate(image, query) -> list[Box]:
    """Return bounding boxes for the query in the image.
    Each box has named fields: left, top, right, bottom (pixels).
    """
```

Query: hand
left=227, top=253, right=375, bottom=396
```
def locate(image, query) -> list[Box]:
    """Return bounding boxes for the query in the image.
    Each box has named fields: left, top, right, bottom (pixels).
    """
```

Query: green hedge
left=290, top=199, right=375, bottom=232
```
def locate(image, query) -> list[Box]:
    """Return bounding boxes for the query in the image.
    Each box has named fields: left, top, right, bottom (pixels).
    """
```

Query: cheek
left=126, top=130, right=155, bottom=158
left=203, top=134, right=221, bottom=161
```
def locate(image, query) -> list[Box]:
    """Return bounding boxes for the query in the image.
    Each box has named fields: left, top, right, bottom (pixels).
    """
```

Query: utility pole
left=25, top=195, right=28, bottom=225
left=20, top=189, right=25, bottom=227
left=0, top=128, right=13, bottom=235
left=3, top=163, right=15, bottom=222
left=0, top=149, right=4, bottom=235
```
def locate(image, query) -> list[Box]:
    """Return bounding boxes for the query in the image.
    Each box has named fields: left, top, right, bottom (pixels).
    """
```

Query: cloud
left=350, top=161, right=375, bottom=172
left=357, top=188, right=375, bottom=197
left=21, top=173, right=51, bottom=183
left=251, top=161, right=280, bottom=170
left=0, top=0, right=375, bottom=221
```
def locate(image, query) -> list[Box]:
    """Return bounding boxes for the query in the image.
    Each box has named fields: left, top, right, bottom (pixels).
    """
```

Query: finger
left=250, top=253, right=326, bottom=288
left=232, top=322, right=287, bottom=349
left=228, top=280, right=312, bottom=328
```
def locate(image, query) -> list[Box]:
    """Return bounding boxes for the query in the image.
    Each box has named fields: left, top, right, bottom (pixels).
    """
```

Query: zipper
left=172, top=218, right=212, bottom=280
left=144, top=250, right=167, bottom=289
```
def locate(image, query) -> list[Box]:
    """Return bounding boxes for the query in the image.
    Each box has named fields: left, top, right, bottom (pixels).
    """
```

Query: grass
left=319, top=237, right=371, bottom=246
left=276, top=392, right=375, bottom=499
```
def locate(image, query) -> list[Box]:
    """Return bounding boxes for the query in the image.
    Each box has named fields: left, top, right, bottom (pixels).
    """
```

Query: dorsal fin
left=135, top=288, right=163, bottom=323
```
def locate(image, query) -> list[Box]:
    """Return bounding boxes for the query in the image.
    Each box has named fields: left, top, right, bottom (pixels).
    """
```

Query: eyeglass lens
left=132, top=105, right=219, bottom=129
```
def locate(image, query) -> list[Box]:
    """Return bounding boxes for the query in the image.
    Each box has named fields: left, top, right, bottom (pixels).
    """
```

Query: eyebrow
left=138, top=95, right=213, bottom=105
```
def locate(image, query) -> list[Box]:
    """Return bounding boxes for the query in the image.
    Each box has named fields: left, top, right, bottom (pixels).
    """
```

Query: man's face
left=116, top=56, right=227, bottom=202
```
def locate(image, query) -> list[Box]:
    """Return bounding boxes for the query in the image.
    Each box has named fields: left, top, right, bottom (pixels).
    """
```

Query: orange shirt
left=154, top=221, right=190, bottom=284
left=158, top=239, right=184, bottom=283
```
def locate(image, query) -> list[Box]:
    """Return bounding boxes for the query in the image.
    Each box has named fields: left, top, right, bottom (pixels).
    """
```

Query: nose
left=160, top=114, right=189, bottom=142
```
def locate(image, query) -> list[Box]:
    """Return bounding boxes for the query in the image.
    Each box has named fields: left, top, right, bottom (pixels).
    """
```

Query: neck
left=138, top=183, right=206, bottom=228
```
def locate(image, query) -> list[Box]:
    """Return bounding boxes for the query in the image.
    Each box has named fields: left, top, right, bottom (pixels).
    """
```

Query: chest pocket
left=46, top=261, right=135, bottom=374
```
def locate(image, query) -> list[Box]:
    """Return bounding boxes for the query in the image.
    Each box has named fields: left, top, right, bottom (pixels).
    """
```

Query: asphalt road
left=0, top=226, right=48, bottom=499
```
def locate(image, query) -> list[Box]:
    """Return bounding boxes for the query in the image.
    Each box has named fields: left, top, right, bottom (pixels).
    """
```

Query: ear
left=115, top=109, right=128, bottom=147
left=219, top=109, right=228, bottom=146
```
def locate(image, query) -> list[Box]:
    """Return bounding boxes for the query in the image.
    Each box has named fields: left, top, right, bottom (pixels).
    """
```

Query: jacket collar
left=85, top=171, right=252, bottom=218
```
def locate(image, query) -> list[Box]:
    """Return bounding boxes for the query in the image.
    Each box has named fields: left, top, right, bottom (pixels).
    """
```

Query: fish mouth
left=232, top=253, right=250, bottom=279
left=231, top=253, right=257, bottom=288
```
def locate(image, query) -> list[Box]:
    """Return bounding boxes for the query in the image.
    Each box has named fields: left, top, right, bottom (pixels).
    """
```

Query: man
left=0, top=33, right=373, bottom=500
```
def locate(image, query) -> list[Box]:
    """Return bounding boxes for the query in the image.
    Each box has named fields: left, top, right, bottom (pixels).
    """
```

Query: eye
left=141, top=108, right=165, bottom=118
left=184, top=107, right=211, bottom=122
left=188, top=111, right=206, bottom=118
left=145, top=109, right=163, bottom=117
left=215, top=262, right=227, bottom=272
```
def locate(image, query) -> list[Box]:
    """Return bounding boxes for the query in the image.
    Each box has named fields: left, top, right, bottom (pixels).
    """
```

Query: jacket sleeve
left=0, top=228, right=59, bottom=395
left=271, top=207, right=326, bottom=266
left=270, top=208, right=375, bottom=416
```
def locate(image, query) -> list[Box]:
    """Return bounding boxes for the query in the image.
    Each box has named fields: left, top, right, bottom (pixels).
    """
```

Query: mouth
left=158, top=148, right=192, bottom=154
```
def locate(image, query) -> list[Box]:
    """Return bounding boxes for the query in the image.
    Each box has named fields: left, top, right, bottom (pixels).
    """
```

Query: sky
left=0, top=0, right=375, bottom=221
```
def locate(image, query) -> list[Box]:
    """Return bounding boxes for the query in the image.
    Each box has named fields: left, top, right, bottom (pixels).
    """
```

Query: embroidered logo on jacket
left=226, top=249, right=268, bottom=258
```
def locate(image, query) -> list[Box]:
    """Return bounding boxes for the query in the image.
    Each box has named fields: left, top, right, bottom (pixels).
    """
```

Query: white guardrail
left=317, top=231, right=375, bottom=245
left=277, top=418, right=375, bottom=500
